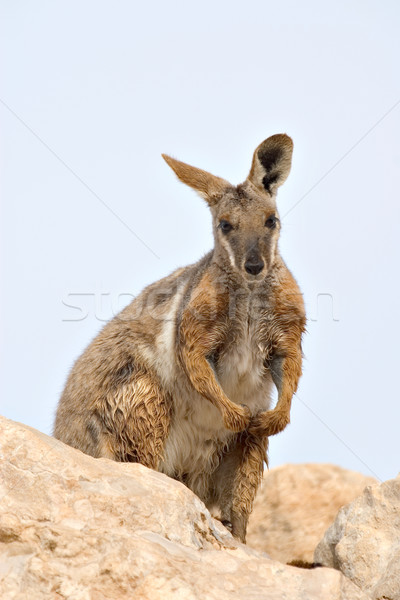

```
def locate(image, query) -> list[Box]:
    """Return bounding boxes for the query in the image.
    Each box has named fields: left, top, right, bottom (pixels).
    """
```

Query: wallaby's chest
left=216, top=314, right=273, bottom=414
left=152, top=281, right=274, bottom=485
left=160, top=313, right=273, bottom=491
left=152, top=283, right=274, bottom=410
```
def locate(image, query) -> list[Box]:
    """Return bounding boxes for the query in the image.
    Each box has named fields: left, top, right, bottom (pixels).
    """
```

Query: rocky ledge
left=0, top=415, right=395, bottom=599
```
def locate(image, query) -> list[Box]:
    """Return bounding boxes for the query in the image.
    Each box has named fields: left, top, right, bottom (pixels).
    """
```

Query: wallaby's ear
left=247, top=134, right=293, bottom=194
left=162, top=154, right=230, bottom=205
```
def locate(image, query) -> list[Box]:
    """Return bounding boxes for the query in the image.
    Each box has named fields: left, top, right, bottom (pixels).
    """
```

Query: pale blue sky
left=1, top=1, right=399, bottom=482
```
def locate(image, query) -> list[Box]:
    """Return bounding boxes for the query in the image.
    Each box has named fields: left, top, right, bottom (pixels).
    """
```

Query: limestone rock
left=0, top=416, right=366, bottom=599
left=246, top=463, right=376, bottom=563
left=315, top=474, right=400, bottom=599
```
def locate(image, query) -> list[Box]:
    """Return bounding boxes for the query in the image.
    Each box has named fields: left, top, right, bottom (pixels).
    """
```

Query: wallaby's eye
left=265, top=215, right=278, bottom=229
left=219, top=220, right=233, bottom=233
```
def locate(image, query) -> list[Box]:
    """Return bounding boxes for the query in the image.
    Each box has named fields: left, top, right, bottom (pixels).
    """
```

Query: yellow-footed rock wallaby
left=54, top=134, right=306, bottom=542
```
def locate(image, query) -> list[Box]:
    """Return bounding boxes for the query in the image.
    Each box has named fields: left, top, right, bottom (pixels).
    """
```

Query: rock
left=0, top=416, right=367, bottom=599
left=246, top=463, right=376, bottom=563
left=315, top=474, right=400, bottom=599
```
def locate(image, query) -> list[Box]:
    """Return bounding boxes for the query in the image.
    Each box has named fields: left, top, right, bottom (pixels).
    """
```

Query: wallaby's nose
left=244, top=260, right=264, bottom=276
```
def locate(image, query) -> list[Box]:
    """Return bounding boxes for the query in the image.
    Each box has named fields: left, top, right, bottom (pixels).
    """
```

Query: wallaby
left=54, top=134, right=306, bottom=542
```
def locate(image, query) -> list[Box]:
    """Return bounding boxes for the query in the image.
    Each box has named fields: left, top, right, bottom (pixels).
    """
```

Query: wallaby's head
left=162, top=134, right=293, bottom=282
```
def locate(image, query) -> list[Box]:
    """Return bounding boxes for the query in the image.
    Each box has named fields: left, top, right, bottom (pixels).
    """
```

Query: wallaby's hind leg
left=101, top=368, right=172, bottom=469
left=230, top=433, right=268, bottom=542
left=210, top=433, right=268, bottom=543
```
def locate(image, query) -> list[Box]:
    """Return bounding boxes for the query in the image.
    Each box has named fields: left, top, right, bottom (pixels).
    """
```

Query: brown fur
left=54, top=134, right=306, bottom=542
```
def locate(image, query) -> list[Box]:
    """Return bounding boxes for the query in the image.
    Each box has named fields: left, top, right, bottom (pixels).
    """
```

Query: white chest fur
left=217, top=319, right=273, bottom=415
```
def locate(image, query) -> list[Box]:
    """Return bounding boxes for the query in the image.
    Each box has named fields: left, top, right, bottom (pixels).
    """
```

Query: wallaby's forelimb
left=250, top=348, right=302, bottom=437
left=179, top=273, right=251, bottom=432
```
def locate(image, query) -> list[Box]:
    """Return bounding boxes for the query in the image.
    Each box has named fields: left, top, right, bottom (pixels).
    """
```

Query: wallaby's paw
left=223, top=404, right=251, bottom=432
left=249, top=409, right=289, bottom=437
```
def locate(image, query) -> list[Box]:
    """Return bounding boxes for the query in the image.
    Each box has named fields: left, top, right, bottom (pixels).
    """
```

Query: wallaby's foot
left=223, top=404, right=251, bottom=432
left=230, top=512, right=247, bottom=543
left=220, top=516, right=246, bottom=543
left=220, top=519, right=233, bottom=533
left=249, top=408, right=290, bottom=437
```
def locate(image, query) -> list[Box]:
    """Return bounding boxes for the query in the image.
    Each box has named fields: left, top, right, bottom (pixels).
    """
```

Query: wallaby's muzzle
left=244, top=243, right=265, bottom=277
left=244, top=258, right=264, bottom=276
